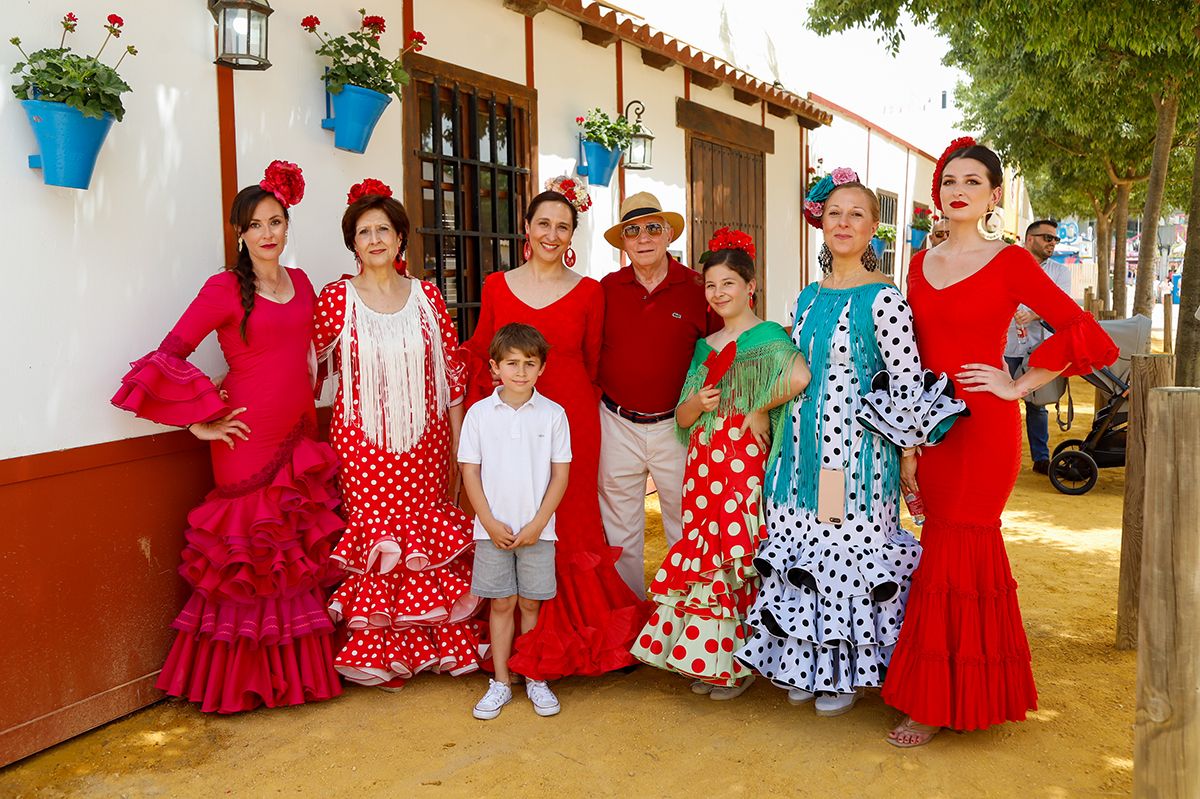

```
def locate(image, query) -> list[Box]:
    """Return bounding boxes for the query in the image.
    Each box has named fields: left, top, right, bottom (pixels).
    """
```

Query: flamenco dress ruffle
left=328, top=504, right=488, bottom=684
left=114, top=350, right=345, bottom=713
left=631, top=417, right=763, bottom=687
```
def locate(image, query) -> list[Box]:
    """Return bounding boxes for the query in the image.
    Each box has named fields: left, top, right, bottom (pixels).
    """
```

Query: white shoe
left=787, top=687, right=815, bottom=705
left=690, top=680, right=715, bottom=695
left=472, top=679, right=513, bottom=720
left=814, top=690, right=861, bottom=717
left=526, top=679, right=561, bottom=717
left=709, top=674, right=755, bottom=701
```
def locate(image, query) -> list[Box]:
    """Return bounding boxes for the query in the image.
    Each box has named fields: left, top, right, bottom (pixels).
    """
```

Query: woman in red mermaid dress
left=112, top=165, right=343, bottom=713
left=881, top=141, right=1117, bottom=745
left=463, top=188, right=649, bottom=680
left=317, top=182, right=486, bottom=688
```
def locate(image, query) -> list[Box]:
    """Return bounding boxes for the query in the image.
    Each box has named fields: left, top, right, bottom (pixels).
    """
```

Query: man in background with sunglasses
left=1004, top=219, right=1072, bottom=474
left=597, top=192, right=717, bottom=596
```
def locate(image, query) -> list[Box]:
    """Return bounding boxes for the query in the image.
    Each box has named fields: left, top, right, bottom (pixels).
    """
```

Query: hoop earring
left=977, top=206, right=1005, bottom=241
left=522, top=241, right=532, bottom=261
left=861, top=245, right=879, bottom=272
left=564, top=247, right=577, bottom=268
left=818, top=243, right=833, bottom=274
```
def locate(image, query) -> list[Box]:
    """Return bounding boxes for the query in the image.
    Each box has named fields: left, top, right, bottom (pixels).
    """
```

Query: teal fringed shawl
left=675, top=322, right=802, bottom=445
left=764, top=282, right=899, bottom=519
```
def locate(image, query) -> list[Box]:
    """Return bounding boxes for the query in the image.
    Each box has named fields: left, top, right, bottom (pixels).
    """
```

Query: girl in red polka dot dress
left=316, top=181, right=486, bottom=688
left=632, top=231, right=809, bottom=698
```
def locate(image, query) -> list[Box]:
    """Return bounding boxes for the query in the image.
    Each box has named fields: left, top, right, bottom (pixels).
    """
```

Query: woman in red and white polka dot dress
left=316, top=182, right=486, bottom=689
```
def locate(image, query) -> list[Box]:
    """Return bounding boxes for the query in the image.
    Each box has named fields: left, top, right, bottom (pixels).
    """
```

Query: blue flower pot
left=870, top=236, right=886, bottom=259
left=578, top=139, right=622, bottom=187
left=322, top=84, right=393, bottom=154
left=909, top=227, right=928, bottom=250
left=22, top=99, right=115, bottom=190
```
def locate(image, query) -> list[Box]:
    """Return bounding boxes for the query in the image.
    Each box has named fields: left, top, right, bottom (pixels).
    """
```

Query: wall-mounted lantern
left=623, top=99, right=654, bottom=171
left=208, top=0, right=273, bottom=70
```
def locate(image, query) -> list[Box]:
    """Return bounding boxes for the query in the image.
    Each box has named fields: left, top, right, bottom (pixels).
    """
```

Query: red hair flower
left=362, top=15, right=386, bottom=34
left=106, top=13, right=123, bottom=27
left=707, top=227, right=756, bottom=260
left=301, top=15, right=320, bottom=32
left=260, top=160, right=305, bottom=208
left=347, top=178, right=394, bottom=205
left=931, top=136, right=977, bottom=211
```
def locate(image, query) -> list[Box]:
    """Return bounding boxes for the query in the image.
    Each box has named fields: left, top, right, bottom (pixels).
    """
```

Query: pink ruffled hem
left=179, top=436, right=344, bottom=601
left=111, top=349, right=231, bottom=427
left=1028, top=312, right=1119, bottom=377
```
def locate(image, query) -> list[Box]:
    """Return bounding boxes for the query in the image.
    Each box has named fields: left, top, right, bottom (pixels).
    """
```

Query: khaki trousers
left=598, top=403, right=685, bottom=596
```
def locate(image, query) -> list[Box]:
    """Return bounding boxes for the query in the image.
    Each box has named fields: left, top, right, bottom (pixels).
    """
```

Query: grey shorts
left=471, top=539, right=557, bottom=600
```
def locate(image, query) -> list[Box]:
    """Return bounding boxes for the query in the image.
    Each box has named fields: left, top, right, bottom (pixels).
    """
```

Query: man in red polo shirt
left=597, top=192, right=714, bottom=595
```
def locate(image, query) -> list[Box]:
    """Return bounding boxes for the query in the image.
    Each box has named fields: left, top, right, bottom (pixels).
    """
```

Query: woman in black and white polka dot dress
left=735, top=173, right=964, bottom=717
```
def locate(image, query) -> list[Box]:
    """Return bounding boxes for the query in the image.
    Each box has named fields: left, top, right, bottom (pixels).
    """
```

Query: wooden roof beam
left=687, top=69, right=720, bottom=90
left=732, top=87, right=758, bottom=105
left=640, top=48, right=674, bottom=70
left=580, top=21, right=617, bottom=47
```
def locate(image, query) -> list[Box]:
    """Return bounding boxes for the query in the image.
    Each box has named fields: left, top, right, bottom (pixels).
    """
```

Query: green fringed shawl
left=675, top=322, right=803, bottom=445
left=764, top=282, right=898, bottom=519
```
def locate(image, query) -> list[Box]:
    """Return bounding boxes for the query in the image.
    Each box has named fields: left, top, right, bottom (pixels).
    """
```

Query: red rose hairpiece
left=707, top=227, right=756, bottom=260
left=259, top=160, right=305, bottom=208
left=545, top=175, right=592, bottom=213
left=931, top=136, right=977, bottom=211
left=347, top=178, right=393, bottom=205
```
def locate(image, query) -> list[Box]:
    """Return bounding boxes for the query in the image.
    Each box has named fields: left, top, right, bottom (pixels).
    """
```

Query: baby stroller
left=1047, top=314, right=1151, bottom=495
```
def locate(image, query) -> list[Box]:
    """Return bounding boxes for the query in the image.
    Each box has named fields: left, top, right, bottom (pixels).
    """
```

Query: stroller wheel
left=1052, top=438, right=1086, bottom=457
left=1049, top=450, right=1099, bottom=495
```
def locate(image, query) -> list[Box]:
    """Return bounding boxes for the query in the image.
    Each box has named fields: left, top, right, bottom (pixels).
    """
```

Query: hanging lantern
left=623, top=100, right=654, bottom=171
left=208, top=0, right=273, bottom=71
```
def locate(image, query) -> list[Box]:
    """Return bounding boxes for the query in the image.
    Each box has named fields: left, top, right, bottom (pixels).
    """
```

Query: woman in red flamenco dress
left=111, top=162, right=344, bottom=712
left=882, top=141, right=1117, bottom=746
left=318, top=181, right=486, bottom=688
left=463, top=184, right=650, bottom=681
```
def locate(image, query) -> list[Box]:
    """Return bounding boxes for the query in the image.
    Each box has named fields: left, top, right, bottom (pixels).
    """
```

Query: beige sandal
left=886, top=717, right=941, bottom=748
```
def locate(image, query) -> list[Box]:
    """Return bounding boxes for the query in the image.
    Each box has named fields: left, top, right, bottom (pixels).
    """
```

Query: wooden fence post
left=1115, top=353, right=1176, bottom=650
left=1134, top=387, right=1200, bottom=795
left=1085, top=286, right=1095, bottom=313
left=1163, top=298, right=1174, bottom=354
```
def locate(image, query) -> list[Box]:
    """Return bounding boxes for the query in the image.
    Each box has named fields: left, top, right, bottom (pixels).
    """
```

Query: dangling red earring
left=522, top=241, right=532, bottom=261
left=564, top=247, right=577, bottom=268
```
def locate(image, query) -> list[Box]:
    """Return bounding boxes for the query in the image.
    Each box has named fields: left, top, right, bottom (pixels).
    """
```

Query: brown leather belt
left=601, top=394, right=676, bottom=424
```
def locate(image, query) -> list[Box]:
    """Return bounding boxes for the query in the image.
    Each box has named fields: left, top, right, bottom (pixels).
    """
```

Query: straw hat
left=603, top=192, right=686, bottom=249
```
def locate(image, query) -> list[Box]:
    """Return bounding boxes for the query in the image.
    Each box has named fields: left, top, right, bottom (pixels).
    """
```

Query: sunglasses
left=1032, top=233, right=1061, bottom=244
left=622, top=222, right=666, bottom=240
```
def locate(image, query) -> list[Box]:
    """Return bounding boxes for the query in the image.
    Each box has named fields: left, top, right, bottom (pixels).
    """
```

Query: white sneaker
left=709, top=674, right=755, bottom=701
left=526, top=679, right=561, bottom=717
left=814, top=690, right=861, bottom=717
left=472, top=679, right=513, bottom=720
left=787, top=687, right=815, bottom=705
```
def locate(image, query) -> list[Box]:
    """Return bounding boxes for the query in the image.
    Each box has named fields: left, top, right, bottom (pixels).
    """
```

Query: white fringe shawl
left=332, top=281, right=451, bottom=454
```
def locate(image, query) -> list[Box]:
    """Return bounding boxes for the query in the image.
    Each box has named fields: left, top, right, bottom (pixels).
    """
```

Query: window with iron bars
left=403, top=55, right=536, bottom=339
left=876, top=189, right=898, bottom=276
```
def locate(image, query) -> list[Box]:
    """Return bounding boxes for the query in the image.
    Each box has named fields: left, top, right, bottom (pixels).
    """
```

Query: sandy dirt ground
left=0, top=377, right=1135, bottom=798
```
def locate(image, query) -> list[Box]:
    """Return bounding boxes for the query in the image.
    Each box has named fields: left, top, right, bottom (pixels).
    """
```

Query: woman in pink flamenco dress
left=463, top=184, right=649, bottom=680
left=111, top=162, right=344, bottom=713
left=318, top=179, right=486, bottom=689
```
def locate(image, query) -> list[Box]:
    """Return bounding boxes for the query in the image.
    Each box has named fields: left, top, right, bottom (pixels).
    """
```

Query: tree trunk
left=1133, top=88, right=1181, bottom=318
left=1113, top=183, right=1132, bottom=318
left=1095, top=212, right=1111, bottom=310
left=1177, top=118, right=1200, bottom=386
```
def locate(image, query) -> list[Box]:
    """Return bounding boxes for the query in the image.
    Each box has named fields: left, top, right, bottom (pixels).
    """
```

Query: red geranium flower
left=259, top=160, right=306, bottom=208
left=301, top=15, right=320, bottom=32
left=409, top=30, right=427, bottom=44
left=362, top=15, right=386, bottom=33
left=107, top=13, right=123, bottom=27
left=575, top=116, right=585, bottom=124
left=347, top=178, right=393, bottom=205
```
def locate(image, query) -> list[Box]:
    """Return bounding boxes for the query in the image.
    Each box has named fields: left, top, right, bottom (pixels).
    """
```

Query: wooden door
left=688, top=135, right=766, bottom=314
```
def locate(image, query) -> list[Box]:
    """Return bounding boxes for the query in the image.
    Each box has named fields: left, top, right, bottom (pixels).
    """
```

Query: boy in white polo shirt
left=458, top=323, right=571, bottom=720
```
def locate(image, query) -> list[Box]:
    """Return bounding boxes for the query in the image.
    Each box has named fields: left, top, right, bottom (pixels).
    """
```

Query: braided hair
left=227, top=186, right=289, bottom=341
